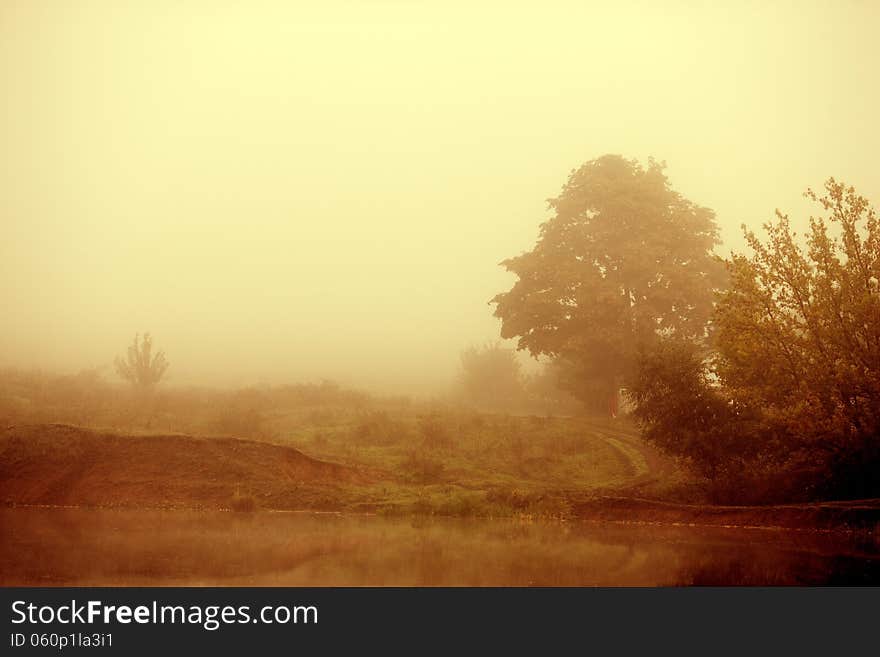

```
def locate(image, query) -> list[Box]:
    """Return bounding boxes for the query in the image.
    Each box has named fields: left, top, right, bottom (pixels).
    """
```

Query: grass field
left=260, top=407, right=660, bottom=516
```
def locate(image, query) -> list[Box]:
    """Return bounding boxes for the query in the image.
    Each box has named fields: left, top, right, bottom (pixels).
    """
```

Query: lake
left=2, top=507, right=878, bottom=586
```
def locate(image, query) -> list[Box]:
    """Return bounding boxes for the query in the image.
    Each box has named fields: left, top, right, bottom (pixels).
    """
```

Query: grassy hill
left=0, top=414, right=663, bottom=517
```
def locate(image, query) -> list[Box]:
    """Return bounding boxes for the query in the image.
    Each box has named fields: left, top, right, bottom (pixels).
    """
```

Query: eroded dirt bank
left=0, top=424, right=371, bottom=510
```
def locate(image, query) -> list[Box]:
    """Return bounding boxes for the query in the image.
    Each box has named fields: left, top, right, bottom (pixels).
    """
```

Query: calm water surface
left=1, top=508, right=878, bottom=586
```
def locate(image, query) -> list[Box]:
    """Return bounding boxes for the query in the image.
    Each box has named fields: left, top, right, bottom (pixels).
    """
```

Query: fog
left=2, top=1, right=878, bottom=393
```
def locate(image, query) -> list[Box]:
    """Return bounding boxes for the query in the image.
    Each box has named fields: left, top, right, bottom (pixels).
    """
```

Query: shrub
left=418, top=414, right=453, bottom=449
left=350, top=411, right=404, bottom=446
left=212, top=403, right=266, bottom=439
left=401, top=451, right=445, bottom=483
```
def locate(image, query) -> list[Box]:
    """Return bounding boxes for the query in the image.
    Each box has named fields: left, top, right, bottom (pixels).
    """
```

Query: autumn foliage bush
left=633, top=179, right=880, bottom=502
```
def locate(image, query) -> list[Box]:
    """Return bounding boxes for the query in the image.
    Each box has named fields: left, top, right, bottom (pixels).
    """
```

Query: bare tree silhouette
left=114, top=333, right=169, bottom=390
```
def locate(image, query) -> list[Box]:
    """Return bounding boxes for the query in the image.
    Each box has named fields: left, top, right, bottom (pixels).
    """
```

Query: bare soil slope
left=0, top=424, right=371, bottom=510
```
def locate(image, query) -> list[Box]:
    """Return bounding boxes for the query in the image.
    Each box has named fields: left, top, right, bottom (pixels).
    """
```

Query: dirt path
left=582, top=419, right=677, bottom=492
left=573, top=420, right=880, bottom=532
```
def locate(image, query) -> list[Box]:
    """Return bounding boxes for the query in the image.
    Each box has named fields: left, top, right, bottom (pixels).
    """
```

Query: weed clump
left=401, top=451, right=445, bottom=484
left=418, top=414, right=454, bottom=449
left=229, top=489, right=258, bottom=512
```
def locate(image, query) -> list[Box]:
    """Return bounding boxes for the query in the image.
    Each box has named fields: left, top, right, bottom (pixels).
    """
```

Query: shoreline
left=6, top=496, right=880, bottom=535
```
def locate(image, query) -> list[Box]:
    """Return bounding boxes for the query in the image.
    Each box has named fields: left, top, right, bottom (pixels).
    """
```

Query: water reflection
left=1, top=508, right=878, bottom=586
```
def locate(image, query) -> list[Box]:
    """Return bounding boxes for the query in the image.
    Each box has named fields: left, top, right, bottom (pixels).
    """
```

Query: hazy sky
left=2, top=1, right=878, bottom=392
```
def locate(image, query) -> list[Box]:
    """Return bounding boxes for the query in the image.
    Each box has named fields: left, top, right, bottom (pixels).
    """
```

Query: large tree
left=492, top=154, right=725, bottom=412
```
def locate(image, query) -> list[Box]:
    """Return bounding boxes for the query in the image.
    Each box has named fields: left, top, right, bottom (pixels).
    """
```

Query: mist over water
left=2, top=1, right=878, bottom=393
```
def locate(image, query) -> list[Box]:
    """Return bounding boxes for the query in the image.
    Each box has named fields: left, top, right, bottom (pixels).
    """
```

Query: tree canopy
left=633, top=179, right=880, bottom=501
left=456, top=342, right=524, bottom=410
left=715, top=179, right=879, bottom=497
left=491, top=154, right=725, bottom=409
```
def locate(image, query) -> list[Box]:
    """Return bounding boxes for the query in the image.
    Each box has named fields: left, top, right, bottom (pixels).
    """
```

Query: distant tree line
left=454, top=342, right=581, bottom=415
